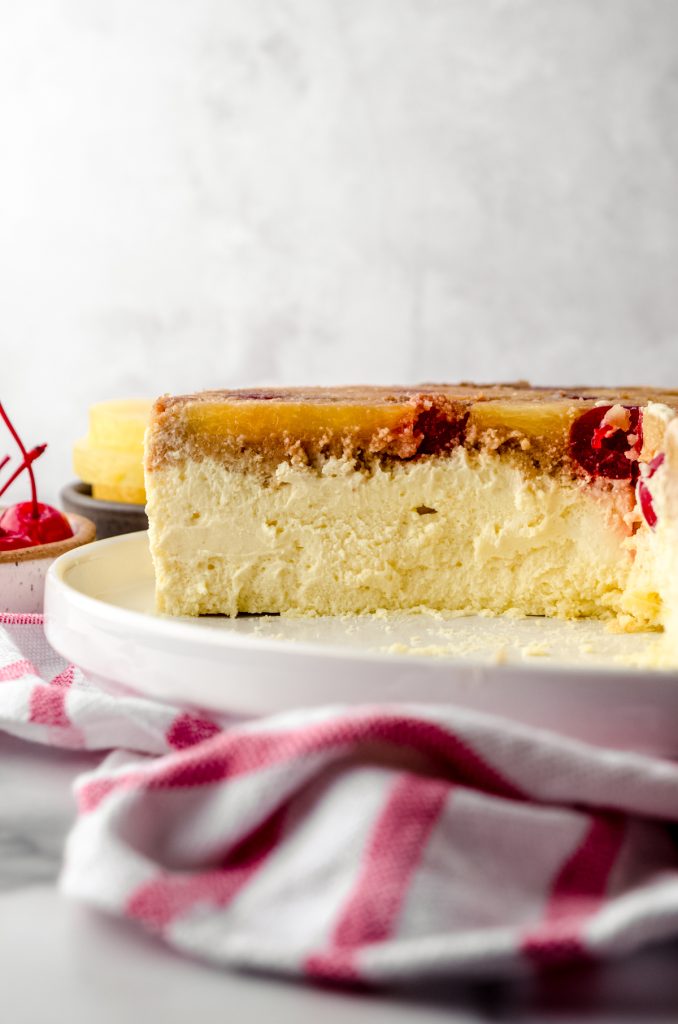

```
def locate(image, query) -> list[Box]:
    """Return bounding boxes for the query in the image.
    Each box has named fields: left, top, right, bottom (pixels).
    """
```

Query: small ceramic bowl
left=0, top=513, right=96, bottom=614
left=61, top=481, right=148, bottom=539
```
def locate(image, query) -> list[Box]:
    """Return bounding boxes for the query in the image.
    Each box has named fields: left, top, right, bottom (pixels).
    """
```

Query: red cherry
left=569, top=406, right=643, bottom=480
left=0, top=502, right=73, bottom=545
left=650, top=453, right=665, bottom=473
left=0, top=529, right=33, bottom=551
left=638, top=482, right=657, bottom=529
left=636, top=453, right=665, bottom=530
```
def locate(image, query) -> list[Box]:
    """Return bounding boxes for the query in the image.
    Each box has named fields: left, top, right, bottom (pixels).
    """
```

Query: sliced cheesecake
left=144, top=384, right=678, bottom=635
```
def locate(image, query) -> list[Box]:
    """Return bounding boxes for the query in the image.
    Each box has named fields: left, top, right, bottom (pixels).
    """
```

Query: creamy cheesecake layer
left=635, top=418, right=678, bottom=661
left=661, top=423, right=678, bottom=657
left=146, top=450, right=653, bottom=621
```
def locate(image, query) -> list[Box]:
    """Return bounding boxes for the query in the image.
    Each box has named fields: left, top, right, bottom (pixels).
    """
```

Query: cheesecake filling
left=146, top=449, right=653, bottom=622
left=628, top=418, right=678, bottom=661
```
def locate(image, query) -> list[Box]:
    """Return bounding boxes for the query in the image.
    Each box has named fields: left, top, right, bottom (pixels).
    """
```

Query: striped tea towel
left=4, top=613, right=678, bottom=985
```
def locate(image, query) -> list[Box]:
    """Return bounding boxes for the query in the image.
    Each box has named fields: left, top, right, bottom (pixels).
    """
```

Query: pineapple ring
left=73, top=399, right=152, bottom=505
left=92, top=483, right=146, bottom=506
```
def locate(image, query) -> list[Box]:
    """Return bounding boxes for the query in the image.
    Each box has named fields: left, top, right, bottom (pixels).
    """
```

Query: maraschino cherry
left=569, top=405, right=643, bottom=480
left=0, top=502, right=73, bottom=545
left=637, top=453, right=665, bottom=530
left=0, top=403, right=73, bottom=552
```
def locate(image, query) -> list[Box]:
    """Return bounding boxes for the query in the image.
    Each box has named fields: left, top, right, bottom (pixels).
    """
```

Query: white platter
left=44, top=531, right=678, bottom=756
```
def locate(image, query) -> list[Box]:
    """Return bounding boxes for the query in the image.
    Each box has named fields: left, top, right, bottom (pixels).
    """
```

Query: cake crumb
left=494, top=645, right=509, bottom=664
left=383, top=643, right=411, bottom=655
left=411, top=644, right=451, bottom=657
left=381, top=642, right=455, bottom=658
left=521, top=642, right=550, bottom=657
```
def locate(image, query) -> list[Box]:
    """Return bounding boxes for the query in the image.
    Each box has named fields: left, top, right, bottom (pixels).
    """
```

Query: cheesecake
left=144, top=385, right=678, bottom=639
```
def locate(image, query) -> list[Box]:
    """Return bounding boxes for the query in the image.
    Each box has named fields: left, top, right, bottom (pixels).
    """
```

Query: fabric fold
left=4, top=614, right=678, bottom=985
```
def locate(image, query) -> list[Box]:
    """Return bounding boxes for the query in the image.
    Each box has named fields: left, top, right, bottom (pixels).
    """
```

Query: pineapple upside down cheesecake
left=144, top=384, right=678, bottom=639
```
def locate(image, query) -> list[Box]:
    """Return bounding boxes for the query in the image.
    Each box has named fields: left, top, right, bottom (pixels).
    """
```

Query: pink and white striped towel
left=4, top=612, right=678, bottom=986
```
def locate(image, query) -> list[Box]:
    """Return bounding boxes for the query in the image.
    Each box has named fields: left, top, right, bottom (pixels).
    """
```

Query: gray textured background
left=1, top=0, right=677, bottom=501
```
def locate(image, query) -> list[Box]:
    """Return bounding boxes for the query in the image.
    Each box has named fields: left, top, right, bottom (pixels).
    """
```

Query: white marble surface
left=2, top=730, right=678, bottom=1022
left=0, top=1, right=677, bottom=503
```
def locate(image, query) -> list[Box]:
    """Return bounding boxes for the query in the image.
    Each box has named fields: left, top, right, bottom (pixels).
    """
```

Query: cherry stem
left=0, top=403, right=40, bottom=517
left=0, top=444, right=47, bottom=502
left=0, top=455, right=9, bottom=473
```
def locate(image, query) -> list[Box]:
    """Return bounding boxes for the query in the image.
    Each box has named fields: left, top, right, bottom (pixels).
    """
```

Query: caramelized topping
left=146, top=385, right=678, bottom=479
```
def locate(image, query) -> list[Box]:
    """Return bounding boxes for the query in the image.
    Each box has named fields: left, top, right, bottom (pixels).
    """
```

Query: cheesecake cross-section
left=144, top=384, right=678, bottom=631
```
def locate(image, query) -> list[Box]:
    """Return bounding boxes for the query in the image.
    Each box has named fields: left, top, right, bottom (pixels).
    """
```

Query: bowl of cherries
left=0, top=403, right=95, bottom=613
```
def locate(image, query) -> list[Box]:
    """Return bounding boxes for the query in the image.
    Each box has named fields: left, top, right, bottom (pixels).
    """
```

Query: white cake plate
left=44, top=531, right=678, bottom=756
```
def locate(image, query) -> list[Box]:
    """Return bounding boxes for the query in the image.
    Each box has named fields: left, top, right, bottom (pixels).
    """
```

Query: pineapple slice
left=89, top=399, right=152, bottom=451
left=92, top=483, right=147, bottom=505
left=184, top=399, right=410, bottom=445
left=74, top=400, right=151, bottom=506
left=74, top=437, right=145, bottom=492
left=468, top=399, right=578, bottom=440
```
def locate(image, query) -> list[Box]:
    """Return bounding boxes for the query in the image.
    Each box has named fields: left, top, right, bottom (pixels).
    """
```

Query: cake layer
left=145, top=385, right=678, bottom=628
left=147, top=450, right=654, bottom=622
left=146, top=386, right=678, bottom=479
